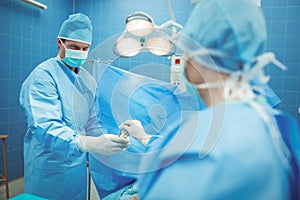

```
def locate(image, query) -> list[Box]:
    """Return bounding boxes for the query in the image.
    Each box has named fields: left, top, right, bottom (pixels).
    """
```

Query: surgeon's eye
left=82, top=47, right=89, bottom=51
left=67, top=44, right=80, bottom=50
left=66, top=44, right=89, bottom=51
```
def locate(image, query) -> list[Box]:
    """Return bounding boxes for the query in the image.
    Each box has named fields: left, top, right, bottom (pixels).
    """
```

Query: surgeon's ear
left=57, top=38, right=65, bottom=49
left=57, top=38, right=62, bottom=49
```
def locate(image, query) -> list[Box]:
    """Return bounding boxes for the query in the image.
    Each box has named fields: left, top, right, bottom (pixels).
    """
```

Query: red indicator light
left=175, top=58, right=180, bottom=64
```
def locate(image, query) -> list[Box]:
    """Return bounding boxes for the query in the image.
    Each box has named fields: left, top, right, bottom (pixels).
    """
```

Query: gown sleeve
left=20, top=69, right=81, bottom=158
left=85, top=100, right=107, bottom=137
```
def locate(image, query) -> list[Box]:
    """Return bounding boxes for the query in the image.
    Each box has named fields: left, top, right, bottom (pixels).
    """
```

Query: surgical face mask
left=60, top=39, right=89, bottom=68
left=181, top=63, right=206, bottom=108
left=189, top=51, right=287, bottom=96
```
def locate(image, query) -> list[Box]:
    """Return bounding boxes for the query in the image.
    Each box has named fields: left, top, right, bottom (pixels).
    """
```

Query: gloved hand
left=119, top=120, right=152, bottom=145
left=77, top=134, right=130, bottom=155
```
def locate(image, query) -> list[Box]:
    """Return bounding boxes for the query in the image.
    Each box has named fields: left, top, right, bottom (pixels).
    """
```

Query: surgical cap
left=58, top=13, right=92, bottom=45
left=178, top=0, right=267, bottom=73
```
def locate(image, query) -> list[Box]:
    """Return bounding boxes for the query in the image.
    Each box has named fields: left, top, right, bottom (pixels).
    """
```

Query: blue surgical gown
left=89, top=63, right=203, bottom=198
left=137, top=101, right=299, bottom=200
left=19, top=58, right=104, bottom=199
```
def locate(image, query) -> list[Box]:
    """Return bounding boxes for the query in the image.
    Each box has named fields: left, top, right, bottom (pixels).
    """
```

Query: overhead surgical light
left=115, top=37, right=141, bottom=57
left=147, top=37, right=172, bottom=56
left=114, top=11, right=182, bottom=57
left=126, top=12, right=154, bottom=37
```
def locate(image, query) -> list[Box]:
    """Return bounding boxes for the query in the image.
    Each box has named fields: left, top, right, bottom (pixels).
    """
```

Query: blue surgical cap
left=58, top=13, right=92, bottom=45
left=178, top=0, right=267, bottom=73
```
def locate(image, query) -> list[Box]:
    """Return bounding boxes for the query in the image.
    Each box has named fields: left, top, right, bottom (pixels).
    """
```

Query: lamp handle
left=159, top=20, right=183, bottom=40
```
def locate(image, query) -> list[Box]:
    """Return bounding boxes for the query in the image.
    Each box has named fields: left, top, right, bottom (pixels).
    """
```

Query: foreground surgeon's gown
left=89, top=64, right=203, bottom=198
left=20, top=57, right=104, bottom=199
left=138, top=101, right=300, bottom=199
left=136, top=0, right=300, bottom=198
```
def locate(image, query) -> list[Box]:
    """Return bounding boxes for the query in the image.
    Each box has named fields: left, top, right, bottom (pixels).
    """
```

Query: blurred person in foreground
left=120, top=0, right=300, bottom=199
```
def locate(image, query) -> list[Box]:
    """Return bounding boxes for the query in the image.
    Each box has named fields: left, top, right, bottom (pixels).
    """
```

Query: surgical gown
left=89, top=63, right=203, bottom=198
left=137, top=101, right=300, bottom=200
left=19, top=57, right=104, bottom=199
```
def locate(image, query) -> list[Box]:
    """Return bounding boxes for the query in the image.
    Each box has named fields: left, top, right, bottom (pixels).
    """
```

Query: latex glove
left=77, top=134, right=130, bottom=155
left=119, top=120, right=151, bottom=145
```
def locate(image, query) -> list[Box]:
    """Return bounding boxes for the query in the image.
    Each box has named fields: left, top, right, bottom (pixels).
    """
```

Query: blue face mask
left=62, top=49, right=88, bottom=68
left=60, top=40, right=89, bottom=68
left=181, top=66, right=206, bottom=109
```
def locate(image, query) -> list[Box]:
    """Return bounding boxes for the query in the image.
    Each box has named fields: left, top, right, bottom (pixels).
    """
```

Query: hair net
left=58, top=13, right=92, bottom=45
left=178, top=0, right=267, bottom=73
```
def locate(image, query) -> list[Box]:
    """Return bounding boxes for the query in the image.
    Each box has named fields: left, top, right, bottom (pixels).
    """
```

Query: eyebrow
left=67, top=44, right=90, bottom=49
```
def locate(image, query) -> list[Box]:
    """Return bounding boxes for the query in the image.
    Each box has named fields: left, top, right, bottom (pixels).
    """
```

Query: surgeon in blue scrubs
left=19, top=13, right=129, bottom=200
left=121, top=0, right=300, bottom=199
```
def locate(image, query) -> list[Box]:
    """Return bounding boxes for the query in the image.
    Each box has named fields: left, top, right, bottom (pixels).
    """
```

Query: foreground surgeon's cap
left=178, top=0, right=267, bottom=73
left=58, top=13, right=92, bottom=45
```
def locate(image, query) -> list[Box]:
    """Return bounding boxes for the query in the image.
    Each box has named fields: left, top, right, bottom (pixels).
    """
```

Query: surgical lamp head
left=126, top=12, right=154, bottom=37
left=114, top=11, right=182, bottom=58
